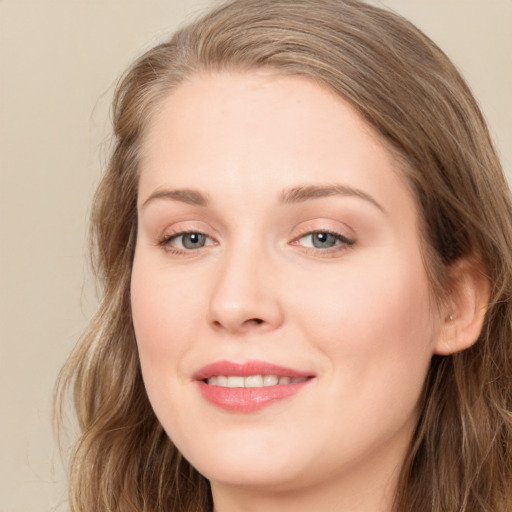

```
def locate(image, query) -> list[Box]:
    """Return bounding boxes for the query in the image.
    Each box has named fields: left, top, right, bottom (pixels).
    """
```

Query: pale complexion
left=131, top=72, right=481, bottom=512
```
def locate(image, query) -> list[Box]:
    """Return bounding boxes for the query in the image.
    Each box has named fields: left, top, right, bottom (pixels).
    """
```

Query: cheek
left=130, top=257, right=203, bottom=433
left=130, top=255, right=198, bottom=389
left=290, top=250, right=437, bottom=387
left=289, top=253, right=437, bottom=455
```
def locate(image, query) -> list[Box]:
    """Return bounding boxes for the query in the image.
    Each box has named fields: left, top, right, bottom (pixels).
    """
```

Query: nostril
left=211, top=318, right=263, bottom=328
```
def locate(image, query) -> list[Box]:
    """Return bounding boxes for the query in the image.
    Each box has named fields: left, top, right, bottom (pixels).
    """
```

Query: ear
left=434, top=257, right=490, bottom=356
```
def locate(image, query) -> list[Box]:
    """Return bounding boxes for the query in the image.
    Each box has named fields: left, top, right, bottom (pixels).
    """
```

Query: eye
left=159, top=232, right=214, bottom=251
left=303, top=232, right=340, bottom=249
left=295, top=231, right=355, bottom=250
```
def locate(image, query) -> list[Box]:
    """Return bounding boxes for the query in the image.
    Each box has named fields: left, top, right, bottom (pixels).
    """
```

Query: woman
left=56, top=0, right=512, bottom=511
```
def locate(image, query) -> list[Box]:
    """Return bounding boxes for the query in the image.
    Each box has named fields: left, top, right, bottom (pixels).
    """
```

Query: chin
left=179, top=433, right=311, bottom=491
left=198, top=459, right=307, bottom=492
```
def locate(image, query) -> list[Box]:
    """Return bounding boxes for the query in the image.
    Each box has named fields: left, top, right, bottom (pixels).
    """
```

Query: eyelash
left=293, top=229, right=355, bottom=252
left=158, top=231, right=216, bottom=255
left=157, top=229, right=355, bottom=256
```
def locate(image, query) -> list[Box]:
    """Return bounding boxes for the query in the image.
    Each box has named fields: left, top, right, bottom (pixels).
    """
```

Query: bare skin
left=131, top=72, right=487, bottom=512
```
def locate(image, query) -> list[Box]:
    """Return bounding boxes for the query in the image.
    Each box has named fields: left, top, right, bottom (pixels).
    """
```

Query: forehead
left=138, top=71, right=414, bottom=217
left=141, top=71, right=382, bottom=164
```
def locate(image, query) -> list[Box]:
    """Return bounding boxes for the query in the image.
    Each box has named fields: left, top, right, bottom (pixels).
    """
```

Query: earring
left=449, top=314, right=455, bottom=321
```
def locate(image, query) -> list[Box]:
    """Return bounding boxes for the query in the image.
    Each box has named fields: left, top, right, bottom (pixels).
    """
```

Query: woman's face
left=132, top=72, right=442, bottom=499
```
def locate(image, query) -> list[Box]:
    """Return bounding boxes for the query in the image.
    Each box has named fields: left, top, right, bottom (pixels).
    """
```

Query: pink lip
left=193, top=360, right=312, bottom=380
left=193, top=360, right=314, bottom=413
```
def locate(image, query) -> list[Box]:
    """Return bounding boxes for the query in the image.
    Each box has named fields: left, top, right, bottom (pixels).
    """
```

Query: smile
left=206, top=375, right=309, bottom=387
left=194, top=360, right=315, bottom=412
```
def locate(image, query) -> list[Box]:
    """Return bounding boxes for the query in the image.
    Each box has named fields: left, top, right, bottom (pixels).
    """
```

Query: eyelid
left=289, top=223, right=356, bottom=255
left=160, top=231, right=215, bottom=247
left=292, top=230, right=354, bottom=246
left=157, top=225, right=218, bottom=255
left=292, top=220, right=355, bottom=241
left=302, top=230, right=354, bottom=243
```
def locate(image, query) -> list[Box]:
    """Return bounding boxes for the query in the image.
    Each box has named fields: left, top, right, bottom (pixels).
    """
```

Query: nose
left=207, top=244, right=285, bottom=334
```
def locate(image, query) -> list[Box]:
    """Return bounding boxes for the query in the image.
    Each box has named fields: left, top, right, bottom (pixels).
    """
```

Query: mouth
left=193, top=360, right=315, bottom=412
left=206, top=375, right=309, bottom=387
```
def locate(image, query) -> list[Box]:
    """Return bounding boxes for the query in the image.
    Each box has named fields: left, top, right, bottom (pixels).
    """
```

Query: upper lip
left=193, top=360, right=314, bottom=381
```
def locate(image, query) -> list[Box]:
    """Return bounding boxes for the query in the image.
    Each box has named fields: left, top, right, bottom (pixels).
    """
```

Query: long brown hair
left=55, top=1, right=512, bottom=510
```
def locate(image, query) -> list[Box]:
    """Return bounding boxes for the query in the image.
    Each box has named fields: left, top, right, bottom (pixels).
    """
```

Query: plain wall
left=1, top=1, right=510, bottom=511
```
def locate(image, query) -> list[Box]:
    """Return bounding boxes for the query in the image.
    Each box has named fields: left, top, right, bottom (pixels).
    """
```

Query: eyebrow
left=141, top=184, right=384, bottom=212
left=280, top=184, right=385, bottom=212
left=142, top=188, right=208, bottom=209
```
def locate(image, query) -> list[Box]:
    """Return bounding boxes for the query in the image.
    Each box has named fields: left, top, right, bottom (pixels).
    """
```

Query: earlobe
left=434, top=257, right=490, bottom=356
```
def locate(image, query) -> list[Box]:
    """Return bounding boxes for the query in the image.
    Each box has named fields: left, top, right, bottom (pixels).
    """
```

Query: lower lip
left=197, top=380, right=312, bottom=412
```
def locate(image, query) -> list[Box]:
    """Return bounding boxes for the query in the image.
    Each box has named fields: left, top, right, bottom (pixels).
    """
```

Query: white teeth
left=226, top=376, right=244, bottom=388
left=206, top=374, right=308, bottom=387
left=263, top=375, right=278, bottom=386
left=245, top=375, right=264, bottom=387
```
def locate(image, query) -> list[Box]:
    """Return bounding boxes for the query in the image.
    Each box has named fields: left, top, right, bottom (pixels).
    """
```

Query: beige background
left=1, top=1, right=510, bottom=511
